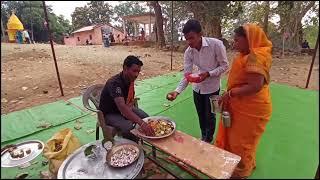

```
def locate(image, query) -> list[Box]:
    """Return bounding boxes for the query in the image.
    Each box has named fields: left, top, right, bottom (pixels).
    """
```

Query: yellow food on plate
left=146, top=119, right=174, bottom=137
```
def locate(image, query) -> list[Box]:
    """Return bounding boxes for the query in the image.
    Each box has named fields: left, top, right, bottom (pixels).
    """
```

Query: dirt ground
left=0, top=43, right=318, bottom=178
left=1, top=43, right=318, bottom=114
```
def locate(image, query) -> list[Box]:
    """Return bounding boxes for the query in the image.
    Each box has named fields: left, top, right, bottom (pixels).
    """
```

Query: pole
left=170, top=1, right=173, bottom=70
left=1, top=16, right=6, bottom=42
left=149, top=5, right=152, bottom=40
left=30, top=1, right=34, bottom=43
left=305, top=33, right=319, bottom=88
left=42, top=1, right=64, bottom=96
left=282, top=33, right=285, bottom=58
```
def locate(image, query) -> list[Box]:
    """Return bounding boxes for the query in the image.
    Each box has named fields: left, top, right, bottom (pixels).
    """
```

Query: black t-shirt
left=99, top=72, right=130, bottom=116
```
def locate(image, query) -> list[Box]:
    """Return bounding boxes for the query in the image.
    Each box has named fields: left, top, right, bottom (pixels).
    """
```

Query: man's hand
left=198, top=72, right=210, bottom=82
left=166, top=91, right=179, bottom=101
left=140, top=122, right=155, bottom=136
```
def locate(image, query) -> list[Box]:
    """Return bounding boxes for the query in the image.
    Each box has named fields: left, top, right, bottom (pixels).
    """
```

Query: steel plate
left=57, top=137, right=144, bottom=179
left=1, top=140, right=44, bottom=168
left=135, top=116, right=176, bottom=139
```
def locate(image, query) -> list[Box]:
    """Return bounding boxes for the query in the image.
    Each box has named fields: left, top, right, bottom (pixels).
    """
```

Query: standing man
left=23, top=29, right=30, bottom=44
left=166, top=19, right=229, bottom=143
left=109, top=32, right=115, bottom=43
left=141, top=28, right=145, bottom=41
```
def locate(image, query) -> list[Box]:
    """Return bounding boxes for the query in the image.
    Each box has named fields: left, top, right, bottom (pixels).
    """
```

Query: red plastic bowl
left=185, top=73, right=202, bottom=83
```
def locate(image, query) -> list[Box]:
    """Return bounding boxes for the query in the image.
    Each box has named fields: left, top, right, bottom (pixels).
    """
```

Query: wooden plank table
left=131, top=129, right=241, bottom=179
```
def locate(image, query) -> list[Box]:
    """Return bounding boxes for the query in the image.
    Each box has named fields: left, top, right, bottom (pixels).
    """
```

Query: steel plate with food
left=1, top=140, right=44, bottom=168
left=136, top=116, right=176, bottom=139
left=106, top=143, right=140, bottom=168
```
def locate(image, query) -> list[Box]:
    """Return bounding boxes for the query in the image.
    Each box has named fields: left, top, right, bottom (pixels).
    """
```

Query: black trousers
left=193, top=89, right=220, bottom=143
left=105, top=107, right=149, bottom=142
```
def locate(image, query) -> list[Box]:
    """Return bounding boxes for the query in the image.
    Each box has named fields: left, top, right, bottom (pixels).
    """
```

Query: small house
left=64, top=24, right=125, bottom=46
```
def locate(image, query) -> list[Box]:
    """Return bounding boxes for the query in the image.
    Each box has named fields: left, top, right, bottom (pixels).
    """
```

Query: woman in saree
left=215, top=24, right=273, bottom=178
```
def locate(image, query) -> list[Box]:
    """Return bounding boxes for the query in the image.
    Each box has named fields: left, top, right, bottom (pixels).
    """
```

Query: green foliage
left=303, top=16, right=319, bottom=48
left=1, top=1, right=72, bottom=43
left=113, top=1, right=147, bottom=36
left=160, top=1, right=186, bottom=42
left=71, top=1, right=113, bottom=31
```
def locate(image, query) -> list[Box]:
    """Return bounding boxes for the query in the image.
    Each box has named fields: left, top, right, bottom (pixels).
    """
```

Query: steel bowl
left=106, top=143, right=141, bottom=168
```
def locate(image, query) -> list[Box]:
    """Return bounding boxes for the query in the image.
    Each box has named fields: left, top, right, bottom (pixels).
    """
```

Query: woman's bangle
left=228, top=90, right=233, bottom=98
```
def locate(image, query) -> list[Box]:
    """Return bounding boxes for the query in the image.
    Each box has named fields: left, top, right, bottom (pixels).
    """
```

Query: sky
left=46, top=1, right=317, bottom=27
left=45, top=1, right=120, bottom=22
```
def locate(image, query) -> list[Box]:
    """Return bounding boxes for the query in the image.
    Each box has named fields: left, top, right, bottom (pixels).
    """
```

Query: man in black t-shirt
left=99, top=56, right=155, bottom=141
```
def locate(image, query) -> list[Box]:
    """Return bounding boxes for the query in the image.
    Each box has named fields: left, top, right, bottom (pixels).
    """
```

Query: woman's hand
left=219, top=90, right=231, bottom=110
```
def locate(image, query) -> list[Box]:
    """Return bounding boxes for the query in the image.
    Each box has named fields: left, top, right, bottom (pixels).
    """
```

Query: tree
left=71, top=6, right=91, bottom=30
left=150, top=1, right=166, bottom=47
left=160, top=1, right=189, bottom=42
left=71, top=1, right=113, bottom=31
left=88, top=1, right=112, bottom=24
left=184, top=1, right=243, bottom=38
left=1, top=1, right=72, bottom=43
left=113, top=1, right=147, bottom=36
left=277, top=1, right=316, bottom=49
left=263, top=1, right=270, bottom=34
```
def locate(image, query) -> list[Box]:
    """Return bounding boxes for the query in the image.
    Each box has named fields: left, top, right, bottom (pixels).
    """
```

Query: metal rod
left=146, top=156, right=182, bottom=179
left=170, top=1, right=174, bottom=71
left=149, top=5, right=152, bottom=39
left=42, top=1, right=64, bottom=96
left=30, top=1, right=34, bottom=43
left=152, top=146, right=156, bottom=158
left=305, top=33, right=319, bottom=88
left=1, top=16, right=6, bottom=42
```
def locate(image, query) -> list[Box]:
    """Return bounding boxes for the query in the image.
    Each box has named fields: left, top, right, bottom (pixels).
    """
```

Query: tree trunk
left=153, top=23, right=158, bottom=42
left=1, top=16, right=6, bottom=42
left=278, top=1, right=315, bottom=48
left=211, top=17, right=222, bottom=38
left=263, top=1, right=270, bottom=34
left=150, top=1, right=165, bottom=48
left=189, top=1, right=222, bottom=38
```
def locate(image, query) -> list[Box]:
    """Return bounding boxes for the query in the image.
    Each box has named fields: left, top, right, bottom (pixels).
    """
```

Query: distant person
left=86, top=39, right=89, bottom=45
left=117, top=34, right=121, bottom=43
left=99, top=56, right=155, bottom=142
left=16, top=30, right=23, bottom=44
left=123, top=35, right=129, bottom=46
left=141, top=28, right=145, bottom=41
left=301, top=40, right=310, bottom=49
left=23, top=29, right=30, bottom=44
left=109, top=32, right=115, bottom=43
left=103, top=34, right=110, bottom=47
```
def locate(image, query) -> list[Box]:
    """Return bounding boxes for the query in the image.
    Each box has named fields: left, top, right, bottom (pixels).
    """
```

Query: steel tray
left=57, top=137, right=144, bottom=179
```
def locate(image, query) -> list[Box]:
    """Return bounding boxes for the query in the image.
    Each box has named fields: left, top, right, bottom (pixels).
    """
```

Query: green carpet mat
left=1, top=72, right=318, bottom=179
left=0, top=114, right=101, bottom=179
left=1, top=100, right=89, bottom=144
